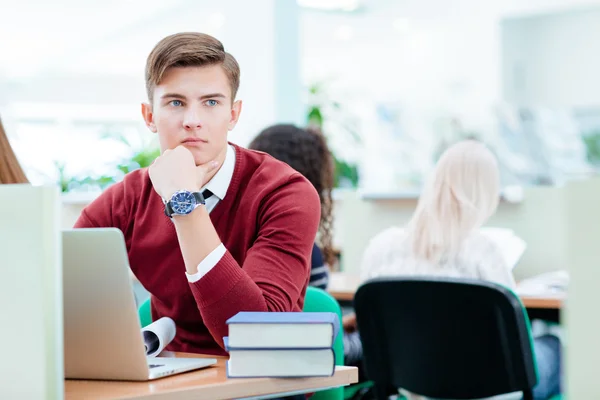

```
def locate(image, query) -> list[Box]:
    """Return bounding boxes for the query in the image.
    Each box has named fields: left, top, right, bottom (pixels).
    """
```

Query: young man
left=75, top=32, right=321, bottom=356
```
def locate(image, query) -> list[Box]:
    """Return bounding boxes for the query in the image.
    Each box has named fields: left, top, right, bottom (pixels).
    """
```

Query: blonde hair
left=407, top=140, right=499, bottom=263
left=0, top=117, right=29, bottom=184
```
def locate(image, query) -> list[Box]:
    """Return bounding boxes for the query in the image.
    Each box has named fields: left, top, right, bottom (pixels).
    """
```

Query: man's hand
left=195, top=158, right=220, bottom=191
left=342, top=312, right=358, bottom=333
left=149, top=146, right=219, bottom=200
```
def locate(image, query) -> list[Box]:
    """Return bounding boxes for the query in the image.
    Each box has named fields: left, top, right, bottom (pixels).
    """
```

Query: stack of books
left=224, top=311, right=340, bottom=378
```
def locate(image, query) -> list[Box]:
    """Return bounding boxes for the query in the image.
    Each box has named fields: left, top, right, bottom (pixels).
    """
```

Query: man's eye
left=206, top=100, right=218, bottom=107
left=170, top=100, right=183, bottom=107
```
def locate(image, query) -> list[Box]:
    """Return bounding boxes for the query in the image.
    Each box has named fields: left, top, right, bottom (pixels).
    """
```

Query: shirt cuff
left=185, top=243, right=226, bottom=283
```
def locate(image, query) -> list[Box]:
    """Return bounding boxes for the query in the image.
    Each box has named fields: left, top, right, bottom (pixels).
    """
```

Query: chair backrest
left=354, top=277, right=538, bottom=399
left=138, top=297, right=152, bottom=328
left=303, top=286, right=345, bottom=365
left=303, top=286, right=345, bottom=400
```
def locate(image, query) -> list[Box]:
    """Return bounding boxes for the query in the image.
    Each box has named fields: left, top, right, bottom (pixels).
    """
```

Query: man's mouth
left=182, top=138, right=208, bottom=144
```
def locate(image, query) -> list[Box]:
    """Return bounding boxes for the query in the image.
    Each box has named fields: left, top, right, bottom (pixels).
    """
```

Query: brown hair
left=145, top=32, right=240, bottom=102
left=249, top=124, right=336, bottom=266
left=0, top=117, right=29, bottom=184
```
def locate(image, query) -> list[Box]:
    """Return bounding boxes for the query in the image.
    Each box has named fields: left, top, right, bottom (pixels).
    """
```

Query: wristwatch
left=164, top=190, right=206, bottom=218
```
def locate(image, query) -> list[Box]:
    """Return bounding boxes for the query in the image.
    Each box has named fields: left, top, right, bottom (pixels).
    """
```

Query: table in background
left=328, top=272, right=564, bottom=321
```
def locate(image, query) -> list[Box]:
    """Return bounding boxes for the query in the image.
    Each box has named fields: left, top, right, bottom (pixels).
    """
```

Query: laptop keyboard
left=148, top=364, right=164, bottom=369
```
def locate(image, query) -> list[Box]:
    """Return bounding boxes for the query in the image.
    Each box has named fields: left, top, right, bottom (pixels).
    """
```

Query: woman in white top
left=361, top=140, right=514, bottom=286
left=358, top=140, right=561, bottom=400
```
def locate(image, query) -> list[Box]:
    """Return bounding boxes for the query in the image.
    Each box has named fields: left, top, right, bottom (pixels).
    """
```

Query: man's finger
left=197, top=160, right=219, bottom=173
left=207, top=160, right=220, bottom=171
left=196, top=160, right=220, bottom=185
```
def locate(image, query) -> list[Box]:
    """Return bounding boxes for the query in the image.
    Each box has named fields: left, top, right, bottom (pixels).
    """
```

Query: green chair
left=303, top=286, right=345, bottom=400
left=138, top=297, right=152, bottom=328
left=304, top=287, right=374, bottom=400
left=137, top=288, right=347, bottom=400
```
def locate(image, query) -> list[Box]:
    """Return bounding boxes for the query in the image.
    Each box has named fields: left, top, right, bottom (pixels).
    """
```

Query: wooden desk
left=328, top=273, right=361, bottom=302
left=328, top=272, right=564, bottom=310
left=65, top=352, right=358, bottom=400
left=518, top=295, right=563, bottom=309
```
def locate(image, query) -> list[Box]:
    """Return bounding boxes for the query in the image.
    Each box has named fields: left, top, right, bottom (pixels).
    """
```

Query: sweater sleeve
left=187, top=175, right=321, bottom=348
left=73, top=182, right=127, bottom=230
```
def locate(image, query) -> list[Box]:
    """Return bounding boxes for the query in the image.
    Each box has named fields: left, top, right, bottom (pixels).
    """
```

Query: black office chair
left=354, top=277, right=538, bottom=400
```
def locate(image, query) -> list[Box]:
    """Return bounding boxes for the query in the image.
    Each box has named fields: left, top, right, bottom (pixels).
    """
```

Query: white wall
left=502, top=6, right=600, bottom=108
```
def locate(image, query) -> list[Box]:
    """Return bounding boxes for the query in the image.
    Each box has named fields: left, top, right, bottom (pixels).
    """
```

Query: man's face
left=142, top=65, right=241, bottom=166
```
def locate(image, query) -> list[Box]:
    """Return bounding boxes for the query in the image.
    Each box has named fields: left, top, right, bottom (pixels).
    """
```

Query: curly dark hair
left=249, top=124, right=336, bottom=266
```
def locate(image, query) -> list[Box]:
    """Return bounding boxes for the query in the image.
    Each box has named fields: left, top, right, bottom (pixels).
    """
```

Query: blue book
left=226, top=312, right=340, bottom=349
left=223, top=337, right=335, bottom=378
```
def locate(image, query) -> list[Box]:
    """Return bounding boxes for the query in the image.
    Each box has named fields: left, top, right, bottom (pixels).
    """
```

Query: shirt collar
left=201, top=144, right=235, bottom=201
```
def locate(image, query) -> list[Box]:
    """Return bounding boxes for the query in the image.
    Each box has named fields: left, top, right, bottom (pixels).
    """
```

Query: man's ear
left=228, top=100, right=242, bottom=131
left=141, top=102, right=157, bottom=133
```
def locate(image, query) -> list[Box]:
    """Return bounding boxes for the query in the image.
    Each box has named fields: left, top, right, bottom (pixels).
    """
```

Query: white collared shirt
left=185, top=145, right=235, bottom=283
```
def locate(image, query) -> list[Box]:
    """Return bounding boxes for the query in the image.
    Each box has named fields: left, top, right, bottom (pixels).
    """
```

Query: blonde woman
left=0, top=117, right=28, bottom=184
left=358, top=140, right=561, bottom=400
left=361, top=140, right=512, bottom=285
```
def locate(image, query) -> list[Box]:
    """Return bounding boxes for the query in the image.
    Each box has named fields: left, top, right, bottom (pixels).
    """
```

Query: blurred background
left=3, top=0, right=600, bottom=196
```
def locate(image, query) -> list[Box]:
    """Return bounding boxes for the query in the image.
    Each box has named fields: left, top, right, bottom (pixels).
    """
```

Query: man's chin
left=188, top=143, right=226, bottom=166
left=186, top=149, right=211, bottom=166
left=193, top=155, right=214, bottom=167
left=193, top=158, right=211, bottom=167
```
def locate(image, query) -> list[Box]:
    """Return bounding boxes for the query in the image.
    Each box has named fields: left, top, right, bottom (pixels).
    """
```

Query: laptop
left=62, top=228, right=217, bottom=381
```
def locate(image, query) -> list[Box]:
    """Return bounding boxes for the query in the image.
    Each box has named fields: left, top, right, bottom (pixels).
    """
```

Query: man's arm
left=171, top=205, right=222, bottom=275
left=147, top=146, right=320, bottom=348
left=183, top=176, right=320, bottom=348
left=73, top=183, right=126, bottom=229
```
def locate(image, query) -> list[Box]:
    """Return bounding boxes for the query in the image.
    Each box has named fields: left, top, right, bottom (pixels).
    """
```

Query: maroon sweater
left=74, top=144, right=321, bottom=355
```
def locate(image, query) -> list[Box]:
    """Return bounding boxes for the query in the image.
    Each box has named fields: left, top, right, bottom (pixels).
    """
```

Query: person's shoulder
left=236, top=145, right=296, bottom=178
left=366, top=226, right=407, bottom=254
left=236, top=145, right=318, bottom=196
left=361, top=226, right=408, bottom=280
left=461, top=231, right=506, bottom=265
left=95, top=168, right=150, bottom=204
left=311, top=242, right=324, bottom=263
left=463, top=231, right=502, bottom=253
left=121, top=168, right=149, bottom=186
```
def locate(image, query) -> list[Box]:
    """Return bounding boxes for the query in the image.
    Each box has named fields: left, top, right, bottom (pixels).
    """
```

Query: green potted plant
left=306, top=82, right=360, bottom=188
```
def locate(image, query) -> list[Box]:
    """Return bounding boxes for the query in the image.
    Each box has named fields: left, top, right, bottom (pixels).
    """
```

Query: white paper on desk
left=141, top=317, right=176, bottom=358
left=480, top=228, right=527, bottom=270
left=516, top=270, right=569, bottom=296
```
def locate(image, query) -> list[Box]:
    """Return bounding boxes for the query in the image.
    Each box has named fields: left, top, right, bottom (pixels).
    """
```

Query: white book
left=226, top=312, right=340, bottom=349
left=225, top=338, right=335, bottom=378
left=0, top=185, right=63, bottom=399
left=480, top=227, right=527, bottom=270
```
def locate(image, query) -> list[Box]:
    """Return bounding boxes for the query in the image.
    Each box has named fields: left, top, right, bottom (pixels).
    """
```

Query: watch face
left=170, top=191, right=196, bottom=215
